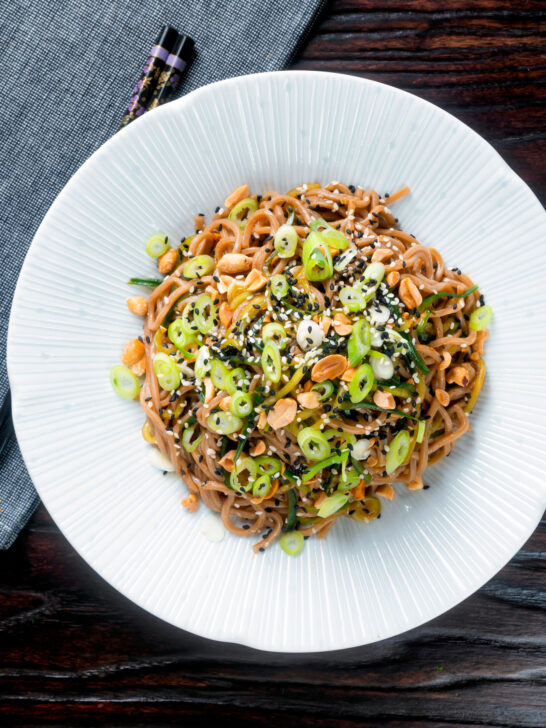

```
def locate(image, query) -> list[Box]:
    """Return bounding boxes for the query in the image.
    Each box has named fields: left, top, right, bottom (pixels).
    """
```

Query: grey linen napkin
left=0, top=0, right=327, bottom=548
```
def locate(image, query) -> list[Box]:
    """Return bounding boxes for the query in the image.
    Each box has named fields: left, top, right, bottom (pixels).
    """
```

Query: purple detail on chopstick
left=119, top=25, right=179, bottom=129
left=165, top=54, right=187, bottom=72
left=150, top=44, right=170, bottom=62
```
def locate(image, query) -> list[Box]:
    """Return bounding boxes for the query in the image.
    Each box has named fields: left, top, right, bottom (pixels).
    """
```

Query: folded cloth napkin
left=0, top=0, right=327, bottom=548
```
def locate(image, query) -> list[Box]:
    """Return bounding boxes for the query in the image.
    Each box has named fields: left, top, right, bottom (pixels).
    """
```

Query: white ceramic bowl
left=7, top=71, right=546, bottom=652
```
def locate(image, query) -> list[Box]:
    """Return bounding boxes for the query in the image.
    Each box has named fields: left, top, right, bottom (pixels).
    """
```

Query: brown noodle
left=131, top=182, right=488, bottom=552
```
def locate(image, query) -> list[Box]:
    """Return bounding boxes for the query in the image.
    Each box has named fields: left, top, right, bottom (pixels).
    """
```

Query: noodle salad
left=111, top=182, right=492, bottom=555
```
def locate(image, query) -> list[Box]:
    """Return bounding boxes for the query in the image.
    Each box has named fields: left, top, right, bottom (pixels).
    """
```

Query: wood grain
left=1, top=1, right=545, bottom=726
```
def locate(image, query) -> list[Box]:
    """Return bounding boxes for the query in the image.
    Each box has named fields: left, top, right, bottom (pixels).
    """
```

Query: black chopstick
left=0, top=26, right=196, bottom=457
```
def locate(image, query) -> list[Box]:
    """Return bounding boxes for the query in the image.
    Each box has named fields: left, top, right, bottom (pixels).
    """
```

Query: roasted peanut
left=131, top=356, right=147, bottom=377
left=121, top=338, right=145, bottom=366
left=373, top=390, right=395, bottom=409
left=216, top=253, right=253, bottom=275
left=341, top=366, right=357, bottom=382
left=219, top=301, right=233, bottom=329
left=296, top=391, right=320, bottom=409
left=203, top=378, right=216, bottom=405
left=126, top=296, right=148, bottom=316
left=218, top=450, right=237, bottom=472
left=333, top=312, right=352, bottom=336
left=244, top=268, right=267, bottom=291
left=398, top=277, right=423, bottom=310
left=375, top=484, right=395, bottom=500
left=435, top=388, right=450, bottom=407
left=250, top=440, right=266, bottom=457
left=446, top=364, right=475, bottom=387
left=219, top=396, right=231, bottom=412
left=181, top=494, right=199, bottom=513
left=320, top=316, right=332, bottom=335
left=371, top=248, right=393, bottom=263
left=267, top=398, right=297, bottom=429
left=157, top=248, right=178, bottom=274
left=438, top=351, right=452, bottom=370
left=224, top=184, right=250, bottom=209
left=386, top=271, right=400, bottom=287
left=311, top=354, right=347, bottom=382
left=217, top=274, right=236, bottom=294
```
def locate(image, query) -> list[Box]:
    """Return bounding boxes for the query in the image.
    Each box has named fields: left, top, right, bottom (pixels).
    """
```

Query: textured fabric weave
left=0, top=0, right=326, bottom=548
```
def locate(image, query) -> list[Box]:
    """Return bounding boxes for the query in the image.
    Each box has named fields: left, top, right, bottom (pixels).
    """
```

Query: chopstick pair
left=120, top=25, right=194, bottom=128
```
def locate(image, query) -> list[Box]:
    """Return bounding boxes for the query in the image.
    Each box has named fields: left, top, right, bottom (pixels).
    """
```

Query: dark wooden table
left=2, top=2, right=545, bottom=726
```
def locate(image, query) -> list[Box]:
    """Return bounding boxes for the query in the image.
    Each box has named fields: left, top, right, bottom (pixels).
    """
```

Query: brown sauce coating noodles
left=127, top=182, right=489, bottom=553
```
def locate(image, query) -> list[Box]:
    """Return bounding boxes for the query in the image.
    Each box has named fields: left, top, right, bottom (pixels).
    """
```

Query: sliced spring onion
left=256, top=456, right=282, bottom=477
left=350, top=496, right=381, bottom=522
left=469, top=304, right=492, bottom=331
left=311, top=381, right=334, bottom=401
left=356, top=261, right=385, bottom=302
left=416, top=420, right=426, bottom=444
left=194, top=294, right=216, bottom=334
left=182, top=425, right=203, bottom=453
left=363, top=261, right=385, bottom=284
left=127, top=277, right=163, bottom=287
left=153, top=353, right=181, bottom=391
left=230, top=456, right=258, bottom=492
left=357, top=401, right=419, bottom=421
left=369, top=350, right=394, bottom=380
left=234, top=418, right=252, bottom=461
left=381, top=383, right=415, bottom=399
left=419, top=284, right=478, bottom=312
left=349, top=363, right=375, bottom=403
left=179, top=234, right=194, bottom=252
left=207, top=411, right=244, bottom=435
left=230, top=390, right=254, bottom=417
left=224, top=367, right=248, bottom=395
left=416, top=310, right=431, bottom=337
left=268, top=365, right=304, bottom=402
left=261, top=342, right=282, bottom=383
left=252, top=473, right=273, bottom=498
left=285, top=489, right=297, bottom=530
left=347, top=319, right=371, bottom=367
left=297, top=427, right=332, bottom=462
left=397, top=331, right=430, bottom=374
left=338, top=469, right=361, bottom=491
left=270, top=274, right=289, bottom=299
left=279, top=530, right=304, bottom=555
left=308, top=217, right=348, bottom=250
left=334, top=246, right=358, bottom=272
left=274, top=224, right=298, bottom=258
left=339, top=286, right=365, bottom=312
left=262, top=322, right=289, bottom=350
left=228, top=197, right=258, bottom=228
left=194, top=345, right=211, bottom=379
left=210, top=359, right=229, bottom=390
left=302, top=452, right=348, bottom=482
left=182, top=254, right=215, bottom=279
left=145, top=234, right=169, bottom=258
left=285, top=207, right=296, bottom=226
left=385, top=430, right=411, bottom=474
left=142, top=420, right=157, bottom=444
left=303, top=242, right=333, bottom=281
left=179, top=303, right=200, bottom=336
left=318, top=492, right=348, bottom=518
left=168, top=319, right=195, bottom=352
left=154, top=326, right=175, bottom=355
left=110, top=365, right=141, bottom=400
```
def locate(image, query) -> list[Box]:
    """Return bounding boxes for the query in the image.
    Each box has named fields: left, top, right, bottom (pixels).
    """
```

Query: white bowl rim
left=7, top=69, right=546, bottom=652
